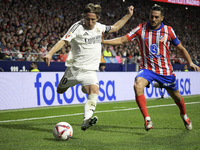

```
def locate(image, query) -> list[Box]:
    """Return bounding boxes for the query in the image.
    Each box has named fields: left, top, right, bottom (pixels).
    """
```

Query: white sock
left=145, top=117, right=151, bottom=121
left=84, top=94, right=98, bottom=121
left=181, top=114, right=188, bottom=120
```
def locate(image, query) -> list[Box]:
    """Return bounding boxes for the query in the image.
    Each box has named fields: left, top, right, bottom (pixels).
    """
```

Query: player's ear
left=161, top=16, right=164, bottom=21
left=96, top=15, right=100, bottom=21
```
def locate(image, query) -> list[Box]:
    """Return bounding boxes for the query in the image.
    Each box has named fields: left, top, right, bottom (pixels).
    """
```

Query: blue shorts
left=135, top=69, right=178, bottom=91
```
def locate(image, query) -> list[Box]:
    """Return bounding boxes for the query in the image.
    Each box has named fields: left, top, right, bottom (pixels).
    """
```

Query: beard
left=150, top=21, right=161, bottom=29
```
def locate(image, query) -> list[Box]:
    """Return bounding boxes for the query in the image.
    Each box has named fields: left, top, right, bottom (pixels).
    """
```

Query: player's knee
left=91, top=89, right=99, bottom=95
left=88, top=91, right=99, bottom=95
left=168, top=90, right=182, bottom=102
left=173, top=94, right=182, bottom=102
left=83, top=85, right=99, bottom=95
left=134, top=83, right=143, bottom=92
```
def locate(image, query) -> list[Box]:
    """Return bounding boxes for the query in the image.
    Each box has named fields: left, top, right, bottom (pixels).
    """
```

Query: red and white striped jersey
left=126, top=22, right=180, bottom=75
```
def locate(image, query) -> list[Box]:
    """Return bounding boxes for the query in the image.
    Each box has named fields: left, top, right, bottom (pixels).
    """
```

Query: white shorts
left=58, top=66, right=99, bottom=89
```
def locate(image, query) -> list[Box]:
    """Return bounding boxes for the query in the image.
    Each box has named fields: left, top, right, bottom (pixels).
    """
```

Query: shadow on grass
left=0, top=122, right=182, bottom=136
left=91, top=125, right=181, bottom=134
left=0, top=122, right=56, bottom=133
left=44, top=136, right=79, bottom=142
left=63, top=123, right=182, bottom=131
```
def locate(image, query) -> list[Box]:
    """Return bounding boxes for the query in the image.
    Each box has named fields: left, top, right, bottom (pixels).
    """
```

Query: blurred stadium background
left=0, top=0, right=200, bottom=72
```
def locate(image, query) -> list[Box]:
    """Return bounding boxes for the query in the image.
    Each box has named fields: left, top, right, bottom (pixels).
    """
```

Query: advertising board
left=0, top=72, right=199, bottom=110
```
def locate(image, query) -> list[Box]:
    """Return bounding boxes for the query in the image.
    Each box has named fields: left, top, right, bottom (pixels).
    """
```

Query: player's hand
left=42, top=53, right=52, bottom=66
left=189, top=63, right=200, bottom=72
left=127, top=5, right=134, bottom=16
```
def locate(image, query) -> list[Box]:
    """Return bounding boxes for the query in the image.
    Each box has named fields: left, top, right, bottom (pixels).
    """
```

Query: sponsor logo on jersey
left=85, top=35, right=101, bottom=44
left=146, top=44, right=163, bottom=59
left=150, top=44, right=158, bottom=54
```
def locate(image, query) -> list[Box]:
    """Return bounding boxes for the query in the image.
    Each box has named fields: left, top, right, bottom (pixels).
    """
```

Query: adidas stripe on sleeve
left=61, top=22, right=81, bottom=42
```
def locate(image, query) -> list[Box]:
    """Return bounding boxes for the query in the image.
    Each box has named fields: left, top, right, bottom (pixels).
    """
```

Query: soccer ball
left=53, top=122, right=73, bottom=141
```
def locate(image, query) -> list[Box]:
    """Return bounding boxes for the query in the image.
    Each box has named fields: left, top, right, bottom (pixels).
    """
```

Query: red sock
left=135, top=94, right=149, bottom=119
left=174, top=96, right=186, bottom=115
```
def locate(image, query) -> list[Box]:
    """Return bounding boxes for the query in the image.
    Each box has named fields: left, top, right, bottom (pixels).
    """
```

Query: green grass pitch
left=0, top=95, right=200, bottom=150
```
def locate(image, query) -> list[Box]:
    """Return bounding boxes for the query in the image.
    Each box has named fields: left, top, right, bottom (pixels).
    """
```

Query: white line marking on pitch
left=0, top=101, right=199, bottom=123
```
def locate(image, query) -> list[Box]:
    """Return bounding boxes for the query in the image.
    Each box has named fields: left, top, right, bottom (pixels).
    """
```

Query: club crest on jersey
left=96, top=28, right=100, bottom=33
left=159, top=35, right=166, bottom=42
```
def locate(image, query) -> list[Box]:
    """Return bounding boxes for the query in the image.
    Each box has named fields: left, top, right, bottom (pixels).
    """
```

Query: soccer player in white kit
left=43, top=3, right=134, bottom=131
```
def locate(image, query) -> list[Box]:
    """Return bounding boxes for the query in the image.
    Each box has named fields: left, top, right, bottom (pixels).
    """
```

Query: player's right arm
left=102, top=35, right=129, bottom=46
left=43, top=22, right=78, bottom=66
left=43, top=40, right=65, bottom=66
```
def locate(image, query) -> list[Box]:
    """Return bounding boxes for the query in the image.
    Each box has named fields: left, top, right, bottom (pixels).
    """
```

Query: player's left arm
left=108, top=6, right=134, bottom=33
left=175, top=43, right=200, bottom=72
left=102, top=34, right=129, bottom=45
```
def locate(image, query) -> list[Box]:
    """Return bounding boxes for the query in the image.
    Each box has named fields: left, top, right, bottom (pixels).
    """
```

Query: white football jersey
left=61, top=20, right=110, bottom=70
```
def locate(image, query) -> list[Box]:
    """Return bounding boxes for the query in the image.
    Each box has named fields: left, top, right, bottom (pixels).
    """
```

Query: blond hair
left=83, top=3, right=101, bottom=19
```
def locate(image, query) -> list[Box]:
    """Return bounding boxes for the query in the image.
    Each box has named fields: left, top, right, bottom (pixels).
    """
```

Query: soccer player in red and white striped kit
left=102, top=4, right=200, bottom=131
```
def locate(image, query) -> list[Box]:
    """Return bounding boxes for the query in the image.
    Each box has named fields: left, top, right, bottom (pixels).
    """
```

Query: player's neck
left=151, top=24, right=161, bottom=30
left=149, top=22, right=163, bottom=30
left=83, top=24, right=95, bottom=30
